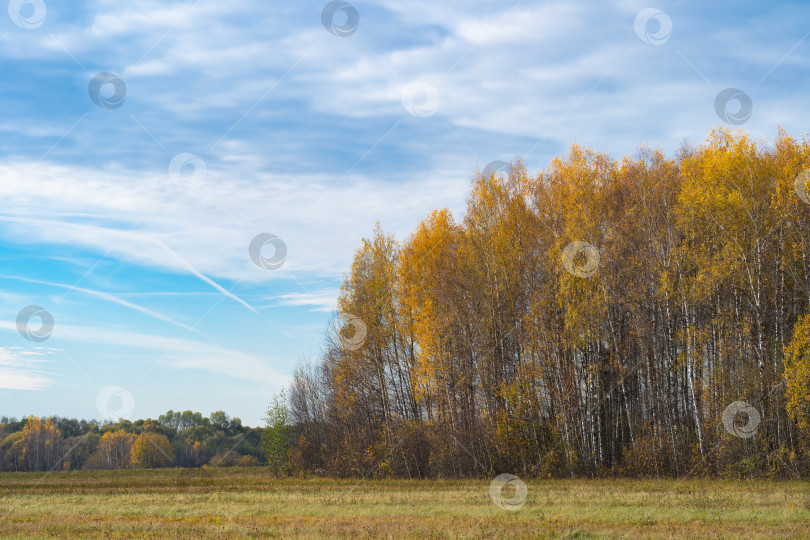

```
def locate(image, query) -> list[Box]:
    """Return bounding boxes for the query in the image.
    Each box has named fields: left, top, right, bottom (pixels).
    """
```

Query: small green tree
left=209, top=410, right=231, bottom=431
left=260, top=390, right=292, bottom=475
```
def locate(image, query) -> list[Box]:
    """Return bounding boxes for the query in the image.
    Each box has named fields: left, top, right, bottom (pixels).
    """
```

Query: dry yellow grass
left=0, top=468, right=808, bottom=538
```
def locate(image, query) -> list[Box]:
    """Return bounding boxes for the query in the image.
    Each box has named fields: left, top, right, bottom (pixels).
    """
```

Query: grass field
left=0, top=469, right=808, bottom=538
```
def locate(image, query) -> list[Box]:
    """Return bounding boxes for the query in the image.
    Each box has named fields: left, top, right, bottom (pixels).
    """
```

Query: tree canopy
left=0, top=410, right=262, bottom=472
left=288, top=128, right=810, bottom=479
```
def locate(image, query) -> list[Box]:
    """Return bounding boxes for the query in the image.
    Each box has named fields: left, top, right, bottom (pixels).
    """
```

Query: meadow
left=0, top=469, right=808, bottom=538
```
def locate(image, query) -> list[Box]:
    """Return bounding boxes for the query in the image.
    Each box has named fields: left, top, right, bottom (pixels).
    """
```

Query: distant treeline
left=0, top=411, right=266, bottom=472
left=288, top=128, right=810, bottom=479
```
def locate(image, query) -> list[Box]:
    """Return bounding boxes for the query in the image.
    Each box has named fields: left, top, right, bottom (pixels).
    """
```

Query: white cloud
left=454, top=5, right=583, bottom=45
left=0, top=0, right=805, bottom=291
left=0, top=347, right=54, bottom=391
left=0, top=275, right=202, bottom=334
left=0, top=320, right=288, bottom=386
left=0, top=159, right=470, bottom=283
left=270, top=289, right=339, bottom=312
left=1, top=0, right=805, bottom=166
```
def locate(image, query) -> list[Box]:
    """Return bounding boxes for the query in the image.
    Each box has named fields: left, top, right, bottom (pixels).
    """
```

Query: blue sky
left=0, top=0, right=808, bottom=426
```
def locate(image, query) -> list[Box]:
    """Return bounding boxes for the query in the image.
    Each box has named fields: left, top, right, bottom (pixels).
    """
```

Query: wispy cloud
left=0, top=274, right=201, bottom=334
left=269, top=289, right=339, bottom=312
left=0, top=320, right=287, bottom=386
left=0, top=347, right=54, bottom=391
left=0, top=162, right=470, bottom=280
